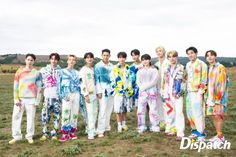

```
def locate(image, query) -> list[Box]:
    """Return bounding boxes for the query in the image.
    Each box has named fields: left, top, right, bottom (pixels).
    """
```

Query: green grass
left=0, top=67, right=236, bottom=156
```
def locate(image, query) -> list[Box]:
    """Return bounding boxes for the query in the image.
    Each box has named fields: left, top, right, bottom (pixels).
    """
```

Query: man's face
left=187, top=50, right=197, bottom=62
left=156, top=48, right=165, bottom=58
left=102, top=52, right=110, bottom=63
left=50, top=55, right=58, bottom=67
left=85, top=56, right=94, bottom=64
left=131, top=54, right=140, bottom=62
left=168, top=54, right=178, bottom=65
left=67, top=56, right=76, bottom=67
left=118, top=57, right=126, bottom=65
left=206, top=52, right=216, bottom=64
left=142, top=59, right=150, bottom=67
left=25, top=56, right=35, bottom=67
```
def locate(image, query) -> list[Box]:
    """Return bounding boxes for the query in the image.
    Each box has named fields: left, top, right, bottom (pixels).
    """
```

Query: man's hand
left=85, top=95, right=90, bottom=103
left=97, top=93, right=102, bottom=99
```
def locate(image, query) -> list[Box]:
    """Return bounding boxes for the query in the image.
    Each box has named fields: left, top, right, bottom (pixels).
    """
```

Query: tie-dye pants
left=186, top=92, right=205, bottom=134
left=137, top=91, right=159, bottom=132
left=41, top=98, right=61, bottom=137
left=61, top=93, right=80, bottom=133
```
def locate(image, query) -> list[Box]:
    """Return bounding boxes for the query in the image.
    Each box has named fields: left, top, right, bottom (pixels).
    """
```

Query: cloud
left=0, top=0, right=235, bottom=60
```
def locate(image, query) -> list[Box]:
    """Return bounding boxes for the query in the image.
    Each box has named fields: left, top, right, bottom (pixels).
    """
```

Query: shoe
left=151, top=127, right=160, bottom=133
left=118, top=125, right=122, bottom=133
left=188, top=134, right=198, bottom=139
left=122, top=125, right=128, bottom=132
left=9, top=139, right=17, bottom=145
left=69, top=133, right=78, bottom=140
left=166, top=132, right=175, bottom=136
left=98, top=133, right=104, bottom=138
left=28, top=139, right=34, bottom=144
left=176, top=136, right=183, bottom=141
left=88, top=136, right=94, bottom=140
left=69, top=128, right=78, bottom=140
left=159, top=121, right=165, bottom=130
left=60, top=134, right=69, bottom=142
left=137, top=129, right=144, bottom=134
left=40, top=135, right=47, bottom=141
left=197, top=136, right=206, bottom=142
left=51, top=136, right=58, bottom=140
left=209, top=135, right=225, bottom=143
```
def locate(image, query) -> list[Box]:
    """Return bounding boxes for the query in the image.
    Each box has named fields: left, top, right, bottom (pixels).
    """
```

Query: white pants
left=12, top=98, right=36, bottom=140
left=97, top=95, right=114, bottom=134
left=157, top=93, right=166, bottom=123
left=61, top=93, right=80, bottom=130
left=85, top=94, right=98, bottom=137
left=164, top=96, right=185, bottom=137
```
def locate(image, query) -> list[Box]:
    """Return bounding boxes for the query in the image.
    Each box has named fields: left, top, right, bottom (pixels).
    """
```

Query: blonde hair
left=155, top=46, right=166, bottom=55
left=167, top=50, right=178, bottom=58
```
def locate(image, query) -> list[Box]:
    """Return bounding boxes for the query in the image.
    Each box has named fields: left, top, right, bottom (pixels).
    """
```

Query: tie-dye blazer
left=111, top=64, right=133, bottom=97
left=206, top=62, right=229, bottom=107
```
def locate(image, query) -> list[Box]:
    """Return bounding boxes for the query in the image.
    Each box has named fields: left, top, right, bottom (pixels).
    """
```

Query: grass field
left=0, top=68, right=236, bottom=157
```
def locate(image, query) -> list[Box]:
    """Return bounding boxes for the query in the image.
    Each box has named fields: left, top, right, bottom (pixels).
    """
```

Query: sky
left=0, top=0, right=236, bottom=60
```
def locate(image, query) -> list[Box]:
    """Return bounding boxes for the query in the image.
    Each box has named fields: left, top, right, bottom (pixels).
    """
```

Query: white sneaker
left=118, top=125, right=122, bottom=133
left=28, top=139, right=34, bottom=144
left=151, top=127, right=160, bottom=133
left=98, top=133, right=104, bottom=138
left=9, top=139, right=17, bottom=145
left=188, top=134, right=198, bottom=139
left=105, top=126, right=111, bottom=131
left=209, top=135, right=225, bottom=142
left=88, top=136, right=94, bottom=140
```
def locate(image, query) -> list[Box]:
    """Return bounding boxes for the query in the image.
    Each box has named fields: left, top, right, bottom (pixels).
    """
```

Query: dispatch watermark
left=180, top=137, right=231, bottom=152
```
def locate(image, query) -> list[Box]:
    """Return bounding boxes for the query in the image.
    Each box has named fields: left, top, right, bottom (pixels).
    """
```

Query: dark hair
left=141, top=54, right=151, bottom=60
left=205, top=50, right=217, bottom=58
left=102, top=49, right=111, bottom=55
left=49, top=53, right=60, bottom=61
left=131, top=49, right=140, bottom=56
left=25, top=53, right=36, bottom=61
left=186, top=46, right=198, bottom=54
left=84, top=52, right=94, bottom=59
left=117, top=52, right=127, bottom=58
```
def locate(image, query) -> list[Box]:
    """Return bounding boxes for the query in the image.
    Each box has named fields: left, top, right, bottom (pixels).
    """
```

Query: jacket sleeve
left=35, top=72, right=42, bottom=106
left=199, top=62, right=208, bottom=94
left=139, top=68, right=158, bottom=91
left=215, top=66, right=227, bottom=105
left=94, top=65, right=102, bottom=94
left=13, top=69, right=20, bottom=104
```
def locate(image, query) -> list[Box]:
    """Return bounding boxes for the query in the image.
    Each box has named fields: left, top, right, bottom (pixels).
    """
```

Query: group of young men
left=8, top=46, right=229, bottom=145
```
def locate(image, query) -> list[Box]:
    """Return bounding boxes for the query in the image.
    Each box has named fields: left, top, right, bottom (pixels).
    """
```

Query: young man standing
left=111, top=52, right=133, bottom=132
left=80, top=52, right=98, bottom=140
left=40, top=53, right=62, bottom=141
left=205, top=50, right=229, bottom=143
left=155, top=46, right=169, bottom=130
left=185, top=47, right=208, bottom=141
left=129, top=49, right=142, bottom=108
left=136, top=54, right=159, bottom=133
left=59, top=55, right=81, bottom=142
left=9, top=54, right=42, bottom=144
left=94, top=49, right=114, bottom=137
left=161, top=50, right=185, bottom=141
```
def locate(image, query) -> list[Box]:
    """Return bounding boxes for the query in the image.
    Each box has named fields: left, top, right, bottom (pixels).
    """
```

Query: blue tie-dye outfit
left=129, top=63, right=140, bottom=107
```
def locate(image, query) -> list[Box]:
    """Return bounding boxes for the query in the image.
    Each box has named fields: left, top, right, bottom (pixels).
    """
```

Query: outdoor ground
left=0, top=67, right=235, bottom=157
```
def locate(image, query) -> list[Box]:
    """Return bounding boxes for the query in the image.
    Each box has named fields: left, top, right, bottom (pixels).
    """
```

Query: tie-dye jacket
left=186, top=58, right=208, bottom=93
left=14, top=67, right=42, bottom=105
left=94, top=61, right=113, bottom=97
left=129, top=63, right=140, bottom=100
left=136, top=67, right=158, bottom=94
left=161, top=64, right=185, bottom=99
left=111, top=64, right=133, bottom=97
left=206, top=62, right=229, bottom=107
left=58, top=68, right=81, bottom=100
left=40, top=64, right=61, bottom=98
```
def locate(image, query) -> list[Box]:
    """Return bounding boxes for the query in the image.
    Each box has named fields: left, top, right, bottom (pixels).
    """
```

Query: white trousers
left=164, top=96, right=185, bottom=137
left=157, top=93, right=166, bottom=123
left=85, top=94, right=98, bottom=137
left=97, top=95, right=114, bottom=134
left=12, top=98, right=36, bottom=140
